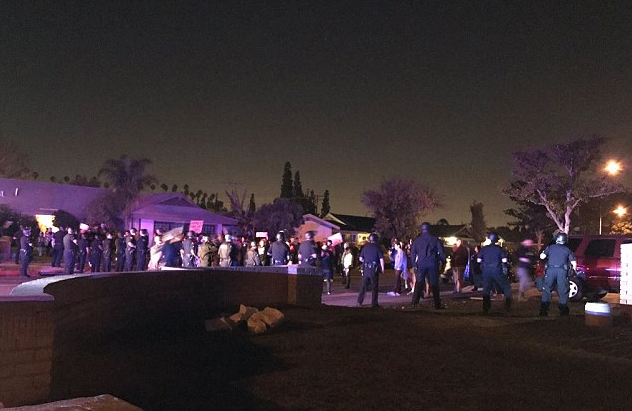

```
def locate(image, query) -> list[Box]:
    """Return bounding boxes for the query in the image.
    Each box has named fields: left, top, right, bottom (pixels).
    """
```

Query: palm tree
left=97, top=155, right=157, bottom=226
left=98, top=155, right=156, bottom=201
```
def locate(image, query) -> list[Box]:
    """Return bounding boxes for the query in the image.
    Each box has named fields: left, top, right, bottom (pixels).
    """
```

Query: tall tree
left=280, top=162, right=293, bottom=198
left=293, top=171, right=304, bottom=198
left=504, top=136, right=624, bottom=233
left=320, top=190, right=331, bottom=217
left=363, top=178, right=441, bottom=240
left=0, top=141, right=31, bottom=179
left=97, top=155, right=157, bottom=226
left=248, top=193, right=256, bottom=217
left=98, top=155, right=156, bottom=201
left=469, top=200, right=487, bottom=244
left=504, top=182, right=556, bottom=246
left=253, top=198, right=304, bottom=237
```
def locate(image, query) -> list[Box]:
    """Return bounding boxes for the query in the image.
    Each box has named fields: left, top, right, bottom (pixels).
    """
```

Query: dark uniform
left=298, top=238, right=318, bottom=266
left=181, top=235, right=196, bottom=268
left=477, top=235, right=511, bottom=314
left=269, top=240, right=290, bottom=265
left=101, top=235, right=113, bottom=272
left=76, top=233, right=89, bottom=273
left=124, top=232, right=137, bottom=271
left=410, top=224, right=446, bottom=309
left=115, top=234, right=126, bottom=272
left=357, top=237, right=384, bottom=307
left=539, top=234, right=576, bottom=316
left=136, top=232, right=149, bottom=271
left=89, top=233, right=103, bottom=273
left=19, top=230, right=33, bottom=278
left=63, top=231, right=78, bottom=275
left=51, top=229, right=65, bottom=267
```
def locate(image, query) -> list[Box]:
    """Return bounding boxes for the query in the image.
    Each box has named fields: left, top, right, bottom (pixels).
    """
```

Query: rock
left=228, top=305, right=259, bottom=324
left=247, top=315, right=268, bottom=334
left=260, top=307, right=285, bottom=328
left=1, top=394, right=142, bottom=410
left=204, top=317, right=233, bottom=332
left=238, top=304, right=259, bottom=320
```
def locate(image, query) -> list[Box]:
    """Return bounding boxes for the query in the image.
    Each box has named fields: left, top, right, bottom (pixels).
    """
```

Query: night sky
left=2, top=1, right=632, bottom=226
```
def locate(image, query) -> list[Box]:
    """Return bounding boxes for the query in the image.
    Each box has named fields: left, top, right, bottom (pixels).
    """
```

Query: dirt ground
left=48, top=298, right=632, bottom=411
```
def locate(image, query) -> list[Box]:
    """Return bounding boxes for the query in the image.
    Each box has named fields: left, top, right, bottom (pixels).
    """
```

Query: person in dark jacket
left=136, top=229, right=149, bottom=271
left=410, top=222, right=446, bottom=309
left=298, top=231, right=318, bottom=266
left=63, top=228, right=78, bottom=275
left=357, top=233, right=385, bottom=308
left=19, top=228, right=33, bottom=278
left=51, top=227, right=65, bottom=267
left=268, top=232, right=290, bottom=265
left=477, top=232, right=511, bottom=314
left=539, top=232, right=576, bottom=317
left=115, top=232, right=126, bottom=272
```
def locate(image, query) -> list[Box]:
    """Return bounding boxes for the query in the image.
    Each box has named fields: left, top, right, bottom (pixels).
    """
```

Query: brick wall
left=0, top=266, right=322, bottom=407
left=0, top=296, right=54, bottom=406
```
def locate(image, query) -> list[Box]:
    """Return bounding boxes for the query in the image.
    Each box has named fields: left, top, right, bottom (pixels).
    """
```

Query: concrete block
left=247, top=316, right=267, bottom=334
left=259, top=307, right=285, bottom=328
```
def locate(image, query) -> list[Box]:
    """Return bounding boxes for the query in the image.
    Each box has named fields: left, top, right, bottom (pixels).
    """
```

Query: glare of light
left=35, top=214, right=55, bottom=232
left=444, top=236, right=458, bottom=246
left=604, top=160, right=622, bottom=175
left=613, top=205, right=628, bottom=218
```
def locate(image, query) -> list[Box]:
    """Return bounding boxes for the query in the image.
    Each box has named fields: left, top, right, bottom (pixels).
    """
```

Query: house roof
left=0, top=178, right=237, bottom=226
left=430, top=224, right=469, bottom=238
left=302, top=214, right=340, bottom=230
left=0, top=178, right=106, bottom=219
left=324, top=213, right=376, bottom=233
left=128, top=192, right=238, bottom=225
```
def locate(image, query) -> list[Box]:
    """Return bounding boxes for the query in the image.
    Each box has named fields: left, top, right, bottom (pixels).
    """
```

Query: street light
left=604, top=160, right=622, bottom=175
left=613, top=205, right=628, bottom=218
left=599, top=160, right=623, bottom=235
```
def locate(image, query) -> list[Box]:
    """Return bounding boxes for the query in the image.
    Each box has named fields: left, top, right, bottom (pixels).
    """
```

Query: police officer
left=181, top=230, right=196, bottom=268
left=51, top=227, right=65, bottom=267
left=357, top=233, right=385, bottom=308
left=539, top=232, right=577, bottom=317
left=268, top=232, right=290, bottom=265
left=101, top=232, right=113, bottom=272
left=76, top=231, right=90, bottom=273
left=298, top=231, right=318, bottom=266
left=477, top=232, right=512, bottom=314
left=19, top=227, right=33, bottom=278
left=63, top=228, right=78, bottom=275
left=410, top=222, right=446, bottom=309
left=115, top=232, right=126, bottom=272
left=124, top=228, right=137, bottom=271
left=89, top=230, right=103, bottom=273
left=136, top=229, right=150, bottom=271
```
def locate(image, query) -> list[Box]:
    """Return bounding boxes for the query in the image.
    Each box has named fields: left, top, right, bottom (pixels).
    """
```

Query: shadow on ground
left=49, top=317, right=289, bottom=411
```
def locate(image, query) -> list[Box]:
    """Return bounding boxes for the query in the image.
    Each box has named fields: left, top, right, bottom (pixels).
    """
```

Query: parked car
left=567, top=234, right=632, bottom=301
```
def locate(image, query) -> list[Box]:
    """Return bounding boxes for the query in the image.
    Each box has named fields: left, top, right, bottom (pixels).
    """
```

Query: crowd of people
left=12, top=221, right=575, bottom=316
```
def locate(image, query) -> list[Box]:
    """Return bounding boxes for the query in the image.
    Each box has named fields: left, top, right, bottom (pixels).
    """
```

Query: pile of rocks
left=204, top=304, right=285, bottom=335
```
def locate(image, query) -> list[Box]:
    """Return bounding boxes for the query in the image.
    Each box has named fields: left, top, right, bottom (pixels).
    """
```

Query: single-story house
left=296, top=214, right=340, bottom=243
left=0, top=178, right=237, bottom=238
left=322, top=213, right=376, bottom=244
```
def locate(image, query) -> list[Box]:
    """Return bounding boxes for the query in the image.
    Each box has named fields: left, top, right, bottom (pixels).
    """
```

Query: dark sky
left=2, top=0, right=632, bottom=226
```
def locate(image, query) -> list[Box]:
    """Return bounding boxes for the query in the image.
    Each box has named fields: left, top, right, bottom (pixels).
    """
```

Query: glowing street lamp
left=604, top=160, right=622, bottom=175
left=613, top=205, right=628, bottom=218
left=599, top=160, right=624, bottom=235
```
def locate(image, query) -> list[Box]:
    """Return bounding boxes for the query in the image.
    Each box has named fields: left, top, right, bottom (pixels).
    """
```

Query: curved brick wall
left=0, top=266, right=322, bottom=407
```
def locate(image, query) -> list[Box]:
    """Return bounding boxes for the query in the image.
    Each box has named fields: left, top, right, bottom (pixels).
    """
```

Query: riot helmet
left=555, top=232, right=568, bottom=245
left=305, top=231, right=314, bottom=241
left=420, top=222, right=431, bottom=233
left=368, top=233, right=378, bottom=243
left=487, top=232, right=500, bottom=244
left=276, top=231, right=285, bottom=242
